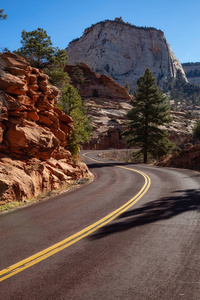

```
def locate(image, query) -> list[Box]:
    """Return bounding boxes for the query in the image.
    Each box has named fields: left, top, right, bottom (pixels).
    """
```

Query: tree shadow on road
left=86, top=162, right=137, bottom=169
left=90, top=189, right=200, bottom=239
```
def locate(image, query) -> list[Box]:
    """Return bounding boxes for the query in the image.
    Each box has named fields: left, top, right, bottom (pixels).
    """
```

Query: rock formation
left=66, top=18, right=188, bottom=90
left=65, top=63, right=195, bottom=149
left=182, top=63, right=200, bottom=86
left=156, top=144, right=200, bottom=171
left=166, top=111, right=196, bottom=145
left=65, top=63, right=132, bottom=149
left=65, top=63, right=131, bottom=101
left=0, top=52, right=89, bottom=204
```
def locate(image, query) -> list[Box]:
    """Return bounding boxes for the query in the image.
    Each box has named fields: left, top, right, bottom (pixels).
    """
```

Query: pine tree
left=13, top=28, right=92, bottom=157
left=0, top=8, right=7, bottom=20
left=125, top=82, right=130, bottom=93
left=15, top=28, right=55, bottom=68
left=60, top=85, right=92, bottom=154
left=193, top=120, right=200, bottom=140
left=15, top=28, right=69, bottom=70
left=123, top=68, right=172, bottom=163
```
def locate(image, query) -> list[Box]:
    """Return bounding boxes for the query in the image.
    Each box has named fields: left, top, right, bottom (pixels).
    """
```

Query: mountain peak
left=67, top=19, right=187, bottom=90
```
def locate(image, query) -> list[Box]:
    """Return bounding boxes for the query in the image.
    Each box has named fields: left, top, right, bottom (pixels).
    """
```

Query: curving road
left=0, top=150, right=200, bottom=299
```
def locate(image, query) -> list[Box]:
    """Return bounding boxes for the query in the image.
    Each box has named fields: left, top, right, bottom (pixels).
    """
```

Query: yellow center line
left=0, top=152, right=151, bottom=282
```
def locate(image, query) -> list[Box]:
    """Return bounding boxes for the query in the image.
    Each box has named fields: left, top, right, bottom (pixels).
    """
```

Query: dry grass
left=99, top=149, right=156, bottom=164
left=99, top=149, right=143, bottom=163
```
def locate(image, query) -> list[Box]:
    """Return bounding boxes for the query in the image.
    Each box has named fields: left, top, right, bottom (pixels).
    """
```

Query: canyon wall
left=66, top=19, right=187, bottom=90
left=0, top=52, right=89, bottom=204
left=65, top=63, right=196, bottom=150
left=65, top=63, right=132, bottom=149
left=182, top=63, right=200, bottom=86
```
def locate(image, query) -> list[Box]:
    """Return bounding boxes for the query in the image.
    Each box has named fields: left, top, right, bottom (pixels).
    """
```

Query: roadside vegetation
left=99, top=149, right=153, bottom=163
left=12, top=27, right=92, bottom=157
left=192, top=120, right=200, bottom=140
left=123, top=68, right=173, bottom=163
left=163, top=76, right=200, bottom=109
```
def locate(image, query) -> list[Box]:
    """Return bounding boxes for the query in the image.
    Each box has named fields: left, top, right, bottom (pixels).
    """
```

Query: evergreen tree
left=13, top=28, right=92, bottom=156
left=73, top=66, right=84, bottom=84
left=123, top=68, right=172, bottom=163
left=192, top=120, right=200, bottom=140
left=15, top=28, right=55, bottom=68
left=52, top=48, right=68, bottom=68
left=60, top=85, right=92, bottom=155
left=45, top=49, right=69, bottom=91
left=125, top=82, right=130, bottom=93
left=0, top=8, right=7, bottom=20
left=46, top=67, right=70, bottom=91
left=47, top=68, right=92, bottom=156
left=47, top=70, right=92, bottom=157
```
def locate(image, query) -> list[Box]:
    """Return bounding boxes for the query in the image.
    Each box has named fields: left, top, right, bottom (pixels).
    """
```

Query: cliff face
left=66, top=19, right=187, bottom=90
left=64, top=63, right=131, bottom=101
left=182, top=63, right=200, bottom=86
left=65, top=63, right=195, bottom=150
left=64, top=63, right=132, bottom=149
left=0, top=53, right=89, bottom=204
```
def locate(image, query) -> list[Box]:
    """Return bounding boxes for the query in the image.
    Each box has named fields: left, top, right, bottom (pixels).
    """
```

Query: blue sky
left=0, top=0, right=199, bottom=63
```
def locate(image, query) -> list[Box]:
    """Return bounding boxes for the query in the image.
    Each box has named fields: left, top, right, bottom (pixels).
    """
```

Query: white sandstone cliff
left=67, top=19, right=187, bottom=90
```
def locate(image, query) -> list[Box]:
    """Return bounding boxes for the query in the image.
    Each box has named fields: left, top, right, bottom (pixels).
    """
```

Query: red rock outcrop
left=64, top=63, right=131, bottom=101
left=156, top=144, right=200, bottom=171
left=0, top=52, right=89, bottom=204
left=65, top=63, right=132, bottom=149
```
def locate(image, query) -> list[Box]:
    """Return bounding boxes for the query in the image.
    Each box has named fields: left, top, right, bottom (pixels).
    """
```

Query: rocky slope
left=65, top=63, right=196, bottom=149
left=66, top=18, right=187, bottom=90
left=65, top=63, right=132, bottom=149
left=65, top=63, right=131, bottom=101
left=0, top=52, right=89, bottom=204
left=164, top=111, right=196, bottom=145
left=182, top=63, right=200, bottom=86
left=156, top=144, right=200, bottom=171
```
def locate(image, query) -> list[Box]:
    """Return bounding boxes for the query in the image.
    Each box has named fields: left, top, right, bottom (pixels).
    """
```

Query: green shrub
left=193, top=120, right=200, bottom=140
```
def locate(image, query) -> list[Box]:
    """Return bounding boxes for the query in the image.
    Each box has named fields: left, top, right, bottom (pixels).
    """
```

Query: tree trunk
left=143, top=151, right=147, bottom=163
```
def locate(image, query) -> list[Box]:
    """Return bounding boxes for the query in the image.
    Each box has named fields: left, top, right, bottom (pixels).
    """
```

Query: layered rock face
left=67, top=19, right=187, bottom=90
left=167, top=111, right=196, bottom=145
left=182, top=63, right=200, bottom=86
left=0, top=53, right=89, bottom=203
left=65, top=63, right=132, bottom=149
left=65, top=63, right=195, bottom=149
left=65, top=63, right=131, bottom=101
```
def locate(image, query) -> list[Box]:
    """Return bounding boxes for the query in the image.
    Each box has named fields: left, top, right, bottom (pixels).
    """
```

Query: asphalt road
left=0, top=150, right=200, bottom=300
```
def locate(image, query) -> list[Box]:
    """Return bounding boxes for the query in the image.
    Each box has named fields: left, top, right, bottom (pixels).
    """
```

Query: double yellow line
left=0, top=152, right=151, bottom=282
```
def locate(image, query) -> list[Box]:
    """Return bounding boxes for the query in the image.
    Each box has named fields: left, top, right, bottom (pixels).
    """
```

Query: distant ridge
left=182, top=62, right=200, bottom=86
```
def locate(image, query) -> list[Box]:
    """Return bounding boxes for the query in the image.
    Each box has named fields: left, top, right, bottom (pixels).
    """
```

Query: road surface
left=0, top=150, right=200, bottom=299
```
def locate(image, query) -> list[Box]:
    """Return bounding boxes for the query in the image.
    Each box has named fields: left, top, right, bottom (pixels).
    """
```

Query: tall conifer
left=123, top=68, right=172, bottom=163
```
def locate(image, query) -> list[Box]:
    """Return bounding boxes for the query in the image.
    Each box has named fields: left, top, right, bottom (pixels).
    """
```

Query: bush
left=171, top=146, right=181, bottom=155
left=193, top=120, right=200, bottom=140
left=184, top=143, right=193, bottom=148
